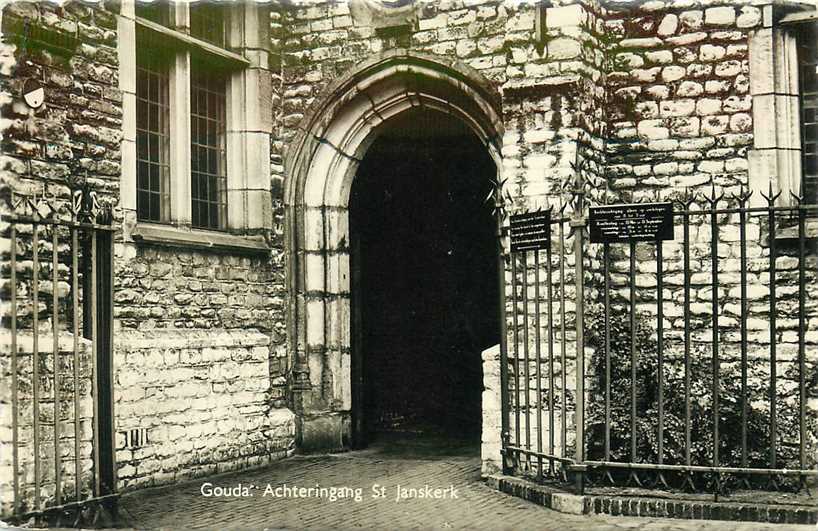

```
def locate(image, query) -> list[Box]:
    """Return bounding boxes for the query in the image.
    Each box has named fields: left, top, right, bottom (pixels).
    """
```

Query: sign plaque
left=509, top=210, right=551, bottom=252
left=589, top=202, right=674, bottom=244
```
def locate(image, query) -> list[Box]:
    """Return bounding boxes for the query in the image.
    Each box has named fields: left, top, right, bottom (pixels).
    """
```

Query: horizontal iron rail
left=518, top=205, right=818, bottom=230
left=504, top=446, right=575, bottom=465
left=504, top=448, right=818, bottom=477
left=1, top=213, right=116, bottom=231
left=671, top=205, right=818, bottom=216
left=582, top=460, right=818, bottom=477
left=16, top=493, right=120, bottom=520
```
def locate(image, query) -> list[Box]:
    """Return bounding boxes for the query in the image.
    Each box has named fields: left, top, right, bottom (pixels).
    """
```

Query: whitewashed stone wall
left=114, top=329, right=295, bottom=490
left=0, top=333, right=95, bottom=515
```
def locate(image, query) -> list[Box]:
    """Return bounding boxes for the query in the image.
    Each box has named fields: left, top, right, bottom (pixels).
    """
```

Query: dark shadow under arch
left=349, top=108, right=499, bottom=447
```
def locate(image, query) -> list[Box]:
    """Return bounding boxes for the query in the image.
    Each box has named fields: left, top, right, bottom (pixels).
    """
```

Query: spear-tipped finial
left=675, top=186, right=696, bottom=210
left=703, top=180, right=724, bottom=207
left=760, top=181, right=781, bottom=206
left=730, top=185, right=753, bottom=206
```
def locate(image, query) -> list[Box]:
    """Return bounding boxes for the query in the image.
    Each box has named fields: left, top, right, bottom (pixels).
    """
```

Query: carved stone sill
left=130, top=223, right=270, bottom=255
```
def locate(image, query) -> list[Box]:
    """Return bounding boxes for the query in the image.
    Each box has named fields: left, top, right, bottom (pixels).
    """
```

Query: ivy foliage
left=584, top=302, right=813, bottom=476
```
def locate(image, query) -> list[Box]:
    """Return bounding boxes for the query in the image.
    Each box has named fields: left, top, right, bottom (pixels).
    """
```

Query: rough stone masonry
left=0, top=0, right=816, bottom=515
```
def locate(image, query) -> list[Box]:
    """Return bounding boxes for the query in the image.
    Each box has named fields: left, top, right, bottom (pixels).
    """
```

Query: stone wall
left=0, top=1, right=122, bottom=214
left=113, top=243, right=288, bottom=385
left=603, top=2, right=759, bottom=203
left=114, top=328, right=294, bottom=490
left=0, top=0, right=294, bottom=511
left=482, top=344, right=502, bottom=475
left=0, top=333, right=95, bottom=515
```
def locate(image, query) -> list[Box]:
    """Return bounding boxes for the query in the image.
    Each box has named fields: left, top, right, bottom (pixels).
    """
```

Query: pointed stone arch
left=283, top=50, right=504, bottom=449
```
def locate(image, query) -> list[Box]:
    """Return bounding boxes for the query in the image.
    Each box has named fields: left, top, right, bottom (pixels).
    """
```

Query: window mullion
left=169, top=50, right=192, bottom=227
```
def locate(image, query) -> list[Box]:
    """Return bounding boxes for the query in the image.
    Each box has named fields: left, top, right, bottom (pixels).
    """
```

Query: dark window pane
left=135, top=1, right=170, bottom=26
left=190, top=3, right=227, bottom=48
left=136, top=53, right=170, bottom=222
left=190, top=65, right=227, bottom=230
left=137, top=191, right=150, bottom=219
left=799, top=24, right=818, bottom=205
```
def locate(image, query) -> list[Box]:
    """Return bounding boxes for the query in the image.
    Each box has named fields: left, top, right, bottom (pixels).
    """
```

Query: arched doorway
left=283, top=51, right=504, bottom=452
left=349, top=108, right=499, bottom=446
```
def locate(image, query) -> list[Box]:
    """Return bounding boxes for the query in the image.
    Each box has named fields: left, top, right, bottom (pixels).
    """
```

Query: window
left=136, top=52, right=170, bottom=222
left=190, top=2, right=227, bottom=48
left=135, top=1, right=170, bottom=26
left=748, top=8, right=818, bottom=210
left=118, top=1, right=272, bottom=236
left=122, top=1, right=272, bottom=240
left=190, top=66, right=227, bottom=229
left=798, top=23, right=818, bottom=204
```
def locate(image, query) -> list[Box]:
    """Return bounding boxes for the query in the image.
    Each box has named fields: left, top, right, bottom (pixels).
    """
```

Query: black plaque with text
left=589, top=202, right=674, bottom=243
left=510, top=211, right=551, bottom=252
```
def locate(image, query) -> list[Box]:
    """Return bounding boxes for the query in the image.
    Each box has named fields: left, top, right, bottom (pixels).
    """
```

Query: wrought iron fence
left=499, top=177, right=818, bottom=500
left=1, top=186, right=117, bottom=526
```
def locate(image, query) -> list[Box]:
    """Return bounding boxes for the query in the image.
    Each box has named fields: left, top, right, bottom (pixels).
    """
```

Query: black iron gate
left=499, top=175, right=818, bottom=499
left=2, top=186, right=117, bottom=526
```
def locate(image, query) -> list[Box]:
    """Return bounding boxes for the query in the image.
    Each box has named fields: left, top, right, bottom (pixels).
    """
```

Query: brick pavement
left=119, top=436, right=812, bottom=530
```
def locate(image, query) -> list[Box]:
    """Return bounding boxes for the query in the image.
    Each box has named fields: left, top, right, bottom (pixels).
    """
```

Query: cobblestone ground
left=119, top=436, right=811, bottom=530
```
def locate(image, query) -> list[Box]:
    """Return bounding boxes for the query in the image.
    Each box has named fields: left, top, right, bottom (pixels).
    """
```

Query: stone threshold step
left=486, top=474, right=817, bottom=526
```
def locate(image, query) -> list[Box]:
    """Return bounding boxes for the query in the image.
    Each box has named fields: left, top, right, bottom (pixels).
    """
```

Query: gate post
left=570, top=168, right=587, bottom=494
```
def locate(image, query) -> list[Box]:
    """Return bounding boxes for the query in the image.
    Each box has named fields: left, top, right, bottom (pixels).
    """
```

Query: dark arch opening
left=349, top=108, right=500, bottom=449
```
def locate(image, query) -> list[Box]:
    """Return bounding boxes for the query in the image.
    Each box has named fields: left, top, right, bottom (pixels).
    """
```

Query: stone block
left=679, top=11, right=704, bottom=30
left=547, top=38, right=582, bottom=61
left=657, top=14, right=678, bottom=36
left=705, top=7, right=735, bottom=26
left=676, top=81, right=703, bottom=97
left=637, top=120, right=669, bottom=140
left=552, top=493, right=590, bottom=515
left=546, top=5, right=584, bottom=28
left=736, top=6, right=761, bottom=29
left=696, top=98, right=723, bottom=116
left=661, top=65, right=685, bottom=82
left=699, top=44, right=726, bottom=62
left=645, top=50, right=673, bottom=65
left=660, top=99, right=695, bottom=118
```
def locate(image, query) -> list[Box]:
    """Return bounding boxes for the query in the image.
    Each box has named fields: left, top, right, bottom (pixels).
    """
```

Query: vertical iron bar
left=768, top=205, right=777, bottom=469
left=52, top=226, right=61, bottom=505
left=72, top=228, right=81, bottom=501
left=511, top=252, right=521, bottom=454
left=91, top=231, right=101, bottom=496
left=573, top=219, right=586, bottom=492
left=739, top=204, right=748, bottom=468
left=522, top=252, right=531, bottom=459
left=497, top=224, right=510, bottom=472
left=11, top=224, right=19, bottom=514
left=534, top=250, right=543, bottom=478
left=559, top=219, right=567, bottom=460
left=711, top=206, right=720, bottom=469
left=602, top=242, right=611, bottom=461
left=683, top=212, right=691, bottom=466
left=546, top=241, right=555, bottom=474
left=629, top=241, right=637, bottom=464
left=33, top=222, right=41, bottom=510
left=106, top=226, right=117, bottom=495
left=798, top=204, right=806, bottom=472
left=657, top=242, right=664, bottom=465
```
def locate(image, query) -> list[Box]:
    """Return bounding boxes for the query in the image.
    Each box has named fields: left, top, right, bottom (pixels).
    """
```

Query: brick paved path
left=119, top=436, right=810, bottom=530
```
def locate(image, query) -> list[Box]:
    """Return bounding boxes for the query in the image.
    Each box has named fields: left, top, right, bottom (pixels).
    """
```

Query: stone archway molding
left=283, top=49, right=504, bottom=450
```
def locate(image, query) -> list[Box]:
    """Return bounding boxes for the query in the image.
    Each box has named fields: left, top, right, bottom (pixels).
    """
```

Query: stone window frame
left=118, top=0, right=273, bottom=250
left=748, top=5, right=817, bottom=209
